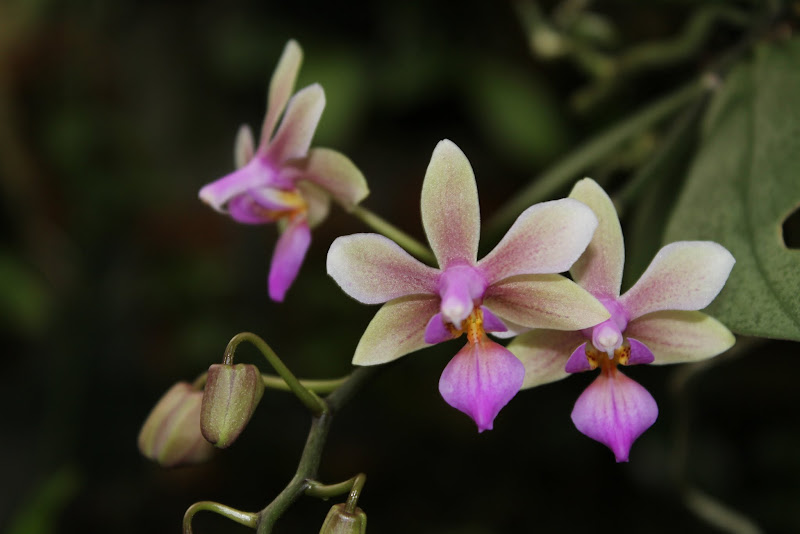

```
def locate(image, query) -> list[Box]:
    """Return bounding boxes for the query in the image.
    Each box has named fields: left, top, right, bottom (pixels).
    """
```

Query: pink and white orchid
left=327, top=140, right=611, bottom=432
left=199, top=40, right=368, bottom=301
left=509, top=178, right=736, bottom=462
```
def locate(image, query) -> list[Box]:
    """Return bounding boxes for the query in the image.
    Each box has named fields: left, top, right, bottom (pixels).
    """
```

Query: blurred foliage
left=0, top=1, right=798, bottom=533
left=666, top=37, right=800, bottom=341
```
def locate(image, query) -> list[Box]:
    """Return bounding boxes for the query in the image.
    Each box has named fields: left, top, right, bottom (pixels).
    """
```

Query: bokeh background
left=1, top=1, right=797, bottom=533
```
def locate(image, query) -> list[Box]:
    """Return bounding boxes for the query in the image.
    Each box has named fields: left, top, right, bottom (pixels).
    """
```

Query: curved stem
left=255, top=367, right=379, bottom=533
left=224, top=332, right=328, bottom=416
left=305, top=472, right=367, bottom=513
left=261, top=374, right=349, bottom=394
left=345, top=473, right=366, bottom=514
left=486, top=79, right=708, bottom=237
left=183, top=501, right=258, bottom=533
left=350, top=205, right=436, bottom=265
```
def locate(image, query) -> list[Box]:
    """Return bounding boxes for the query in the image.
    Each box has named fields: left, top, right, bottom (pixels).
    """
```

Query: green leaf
left=664, top=38, right=800, bottom=341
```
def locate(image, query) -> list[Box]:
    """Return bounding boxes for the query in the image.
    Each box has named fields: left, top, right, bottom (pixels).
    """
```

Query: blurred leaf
left=0, top=250, right=51, bottom=334
left=664, top=38, right=800, bottom=340
left=7, top=465, right=82, bottom=534
left=466, top=59, right=569, bottom=167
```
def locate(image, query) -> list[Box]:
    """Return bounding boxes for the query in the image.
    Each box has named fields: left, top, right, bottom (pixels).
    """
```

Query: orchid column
left=327, top=140, right=611, bottom=431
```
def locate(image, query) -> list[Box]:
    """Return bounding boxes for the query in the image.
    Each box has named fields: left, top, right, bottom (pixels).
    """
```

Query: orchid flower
left=199, top=40, right=368, bottom=301
left=327, top=140, right=611, bottom=431
left=508, top=178, right=735, bottom=462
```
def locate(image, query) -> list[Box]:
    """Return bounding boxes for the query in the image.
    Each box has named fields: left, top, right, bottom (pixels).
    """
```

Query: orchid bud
left=138, top=382, right=214, bottom=467
left=319, top=504, right=367, bottom=534
left=201, top=363, right=264, bottom=448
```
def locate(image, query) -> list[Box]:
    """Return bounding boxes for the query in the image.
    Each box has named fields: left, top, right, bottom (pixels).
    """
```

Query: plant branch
left=255, top=366, right=379, bottom=533
left=350, top=205, right=436, bottom=265
left=183, top=501, right=258, bottom=534
left=224, top=332, right=328, bottom=416
left=486, top=79, right=706, bottom=237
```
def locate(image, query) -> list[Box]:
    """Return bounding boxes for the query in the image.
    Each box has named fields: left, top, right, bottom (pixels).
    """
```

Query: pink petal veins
left=438, top=337, right=525, bottom=433
left=571, top=369, right=658, bottom=462
left=327, top=234, right=439, bottom=304
left=421, top=140, right=481, bottom=268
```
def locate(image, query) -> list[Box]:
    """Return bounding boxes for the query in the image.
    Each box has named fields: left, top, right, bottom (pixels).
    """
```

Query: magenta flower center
left=582, top=297, right=629, bottom=356
left=437, top=264, right=488, bottom=329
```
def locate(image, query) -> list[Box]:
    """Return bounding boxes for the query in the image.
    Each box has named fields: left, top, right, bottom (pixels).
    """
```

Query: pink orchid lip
left=438, top=337, right=525, bottom=433
left=437, top=263, right=488, bottom=329
left=571, top=367, right=658, bottom=462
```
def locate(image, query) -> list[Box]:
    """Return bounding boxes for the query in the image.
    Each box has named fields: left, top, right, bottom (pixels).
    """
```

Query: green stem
left=224, top=332, right=328, bottom=416
left=305, top=472, right=367, bottom=514
left=183, top=501, right=258, bottom=533
left=261, top=374, right=348, bottom=394
left=618, top=6, right=750, bottom=74
left=350, top=205, right=436, bottom=265
left=255, top=367, right=378, bottom=534
left=485, top=78, right=708, bottom=238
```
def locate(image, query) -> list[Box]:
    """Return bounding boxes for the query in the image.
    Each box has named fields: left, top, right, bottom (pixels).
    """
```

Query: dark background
left=1, top=1, right=797, bottom=533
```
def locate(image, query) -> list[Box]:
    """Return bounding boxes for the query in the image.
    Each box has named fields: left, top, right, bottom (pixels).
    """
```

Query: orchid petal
left=478, top=199, right=598, bottom=283
left=327, top=234, right=439, bottom=304
left=421, top=140, right=480, bottom=268
left=565, top=342, right=592, bottom=373
left=296, top=181, right=331, bottom=228
left=480, top=306, right=507, bottom=333
left=424, top=313, right=458, bottom=344
left=261, top=40, right=303, bottom=146
left=625, top=338, right=655, bottom=366
left=268, top=218, right=311, bottom=302
left=438, top=338, right=525, bottom=432
left=508, top=329, right=585, bottom=388
left=227, top=195, right=274, bottom=225
left=625, top=310, right=735, bottom=364
left=298, top=148, right=369, bottom=210
left=488, top=319, right=529, bottom=339
left=267, top=84, right=325, bottom=164
left=234, top=124, right=255, bottom=169
left=483, top=274, right=610, bottom=331
left=568, top=178, right=625, bottom=298
left=571, top=369, right=658, bottom=462
left=620, top=241, right=735, bottom=320
left=198, top=157, right=274, bottom=212
left=352, top=295, right=440, bottom=365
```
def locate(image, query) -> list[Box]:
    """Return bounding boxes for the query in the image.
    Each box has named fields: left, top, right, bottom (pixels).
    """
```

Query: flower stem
left=255, top=366, right=378, bottom=533
left=486, top=78, right=707, bottom=238
left=223, top=332, right=328, bottom=416
left=183, top=501, right=258, bottom=533
left=305, top=472, right=367, bottom=514
left=350, top=205, right=436, bottom=264
left=261, top=374, right=349, bottom=394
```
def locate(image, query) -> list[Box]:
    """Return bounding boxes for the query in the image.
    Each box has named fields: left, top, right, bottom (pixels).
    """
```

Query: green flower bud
left=138, top=382, right=215, bottom=467
left=319, top=503, right=367, bottom=534
left=200, top=363, right=265, bottom=448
